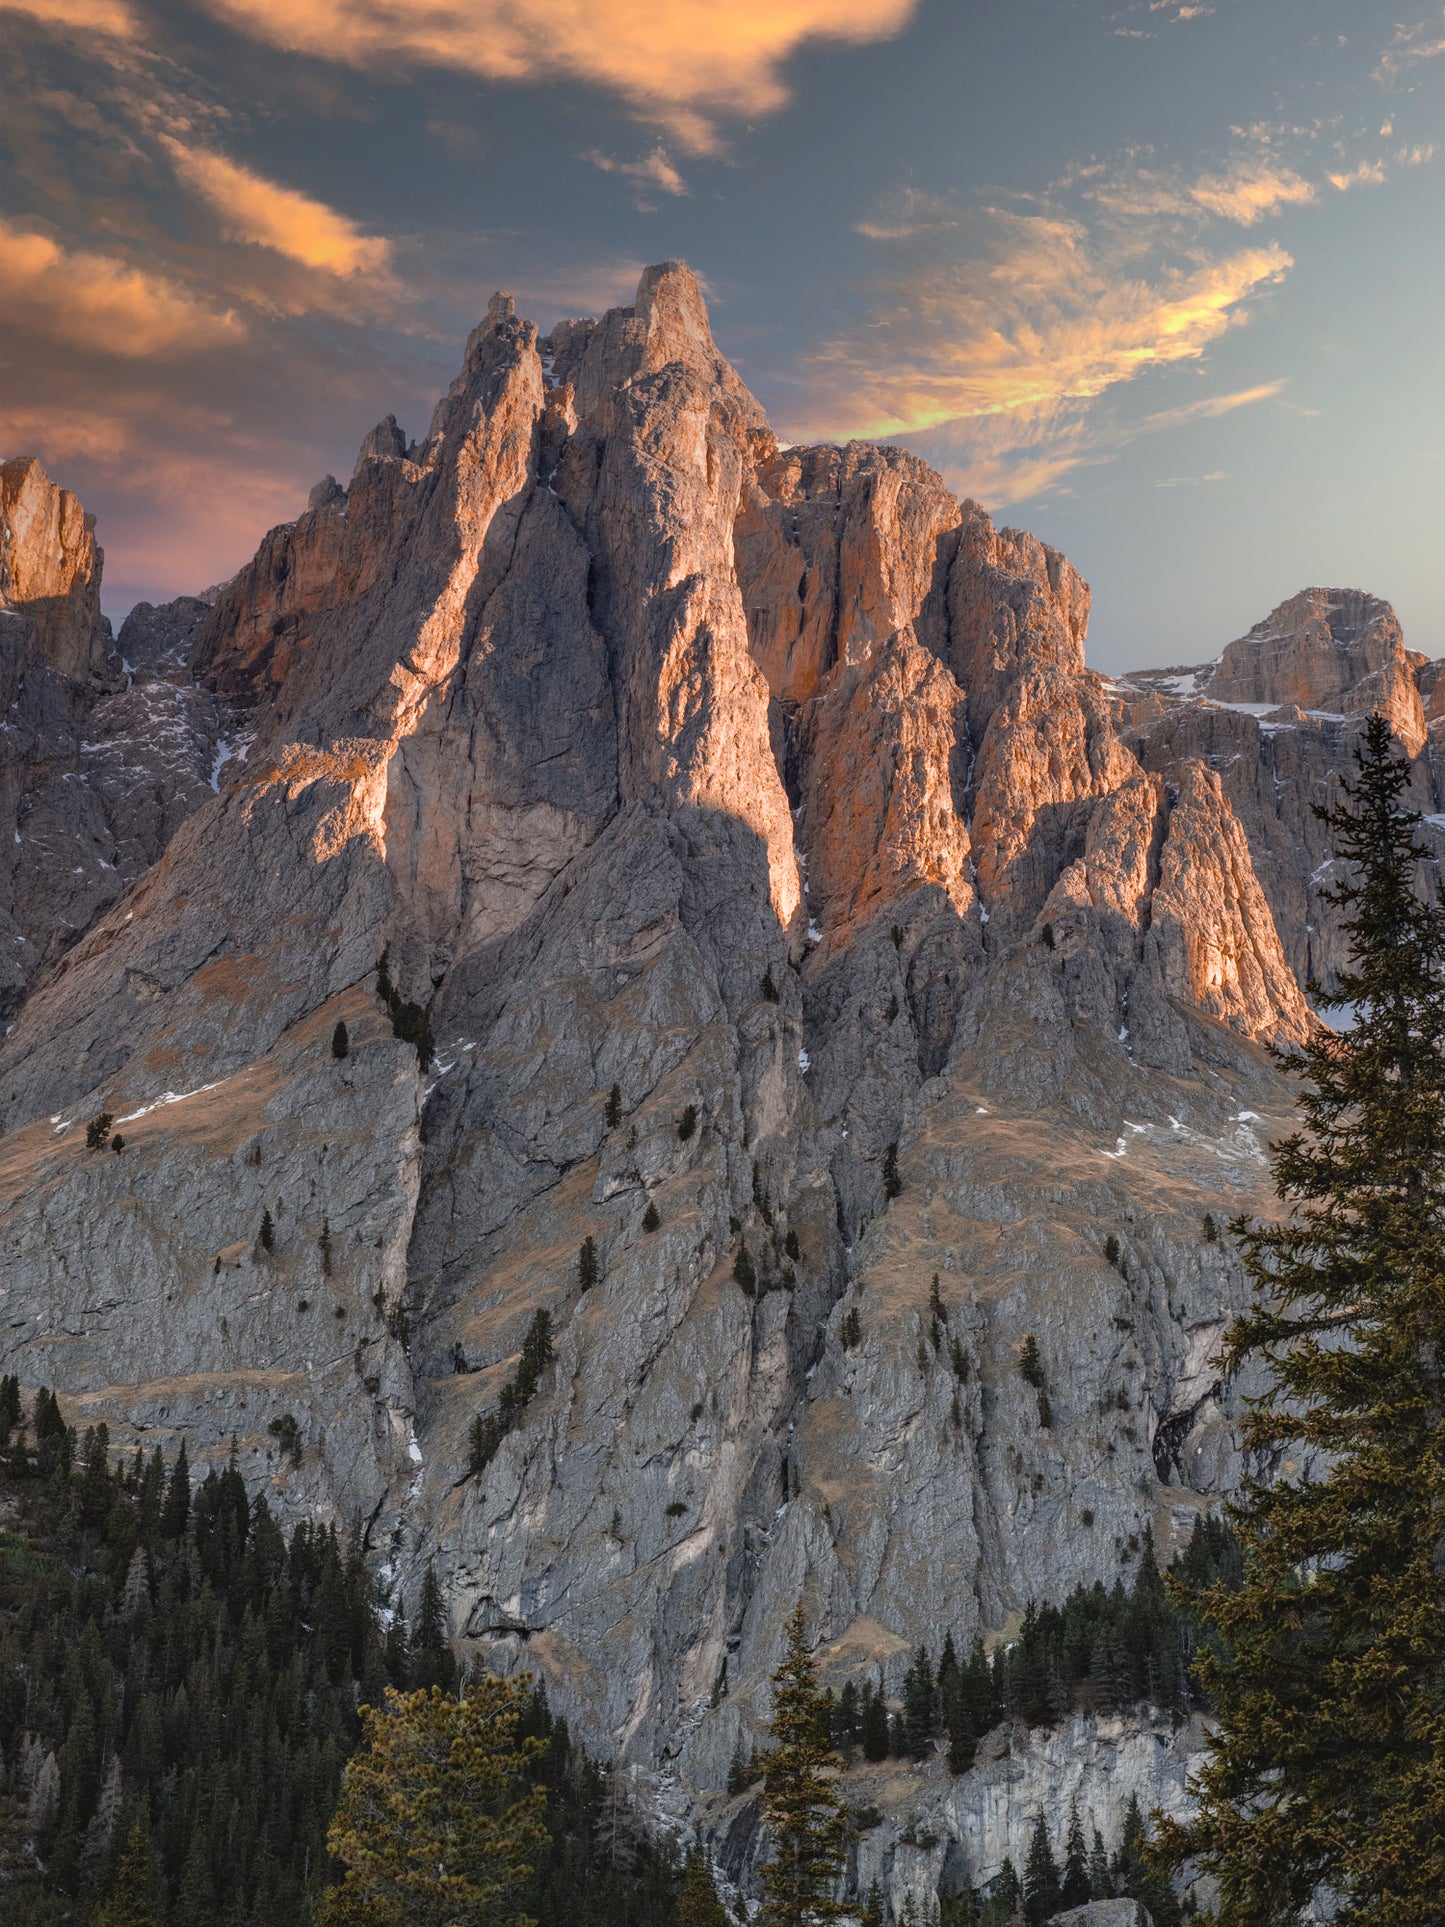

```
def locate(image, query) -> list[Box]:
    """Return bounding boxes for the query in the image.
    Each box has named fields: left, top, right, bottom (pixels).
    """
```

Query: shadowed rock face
left=0, top=460, right=232, bottom=1017
left=0, top=263, right=1434, bottom=1885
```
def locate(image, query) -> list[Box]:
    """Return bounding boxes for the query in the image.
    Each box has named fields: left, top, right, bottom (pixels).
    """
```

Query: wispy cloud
left=1141, top=379, right=1289, bottom=430
left=508, top=257, right=653, bottom=322
left=1187, top=157, right=1316, bottom=224
left=1327, top=158, right=1388, bottom=191
left=197, top=0, right=921, bottom=151
left=1374, top=19, right=1445, bottom=84
left=585, top=146, right=688, bottom=206
left=795, top=205, right=1290, bottom=443
left=1155, top=469, right=1228, bottom=487
left=788, top=155, right=1297, bottom=509
left=1069, top=145, right=1317, bottom=230
left=0, top=218, right=243, bottom=356
left=165, top=143, right=393, bottom=275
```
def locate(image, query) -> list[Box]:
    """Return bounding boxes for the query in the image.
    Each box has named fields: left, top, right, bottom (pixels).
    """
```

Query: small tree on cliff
left=759, top=1605, right=846, bottom=1926
left=1160, top=716, right=1445, bottom=1921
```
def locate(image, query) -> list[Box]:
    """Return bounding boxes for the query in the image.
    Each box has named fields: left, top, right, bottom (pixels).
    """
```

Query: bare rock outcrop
left=1, top=455, right=112, bottom=685
left=795, top=631, right=974, bottom=951
left=1206, top=587, right=1425, bottom=754
left=1144, top=761, right=1310, bottom=1049
left=1115, top=586, right=1440, bottom=991
left=946, top=504, right=1091, bottom=736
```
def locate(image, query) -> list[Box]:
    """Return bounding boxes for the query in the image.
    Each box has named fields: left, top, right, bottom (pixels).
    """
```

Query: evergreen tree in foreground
left=322, top=1676, right=549, bottom=1927
left=1160, top=716, right=1445, bottom=1922
left=759, top=1604, right=846, bottom=1926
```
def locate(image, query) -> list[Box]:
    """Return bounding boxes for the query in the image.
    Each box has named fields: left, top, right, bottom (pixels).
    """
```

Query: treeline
left=0, top=1384, right=699, bottom=1925
left=733, top=1517, right=1240, bottom=1790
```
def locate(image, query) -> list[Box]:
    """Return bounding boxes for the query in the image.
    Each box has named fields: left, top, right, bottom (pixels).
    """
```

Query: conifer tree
left=1022, top=1814, right=1060, bottom=1926
left=860, top=1681, right=889, bottom=1762
left=160, top=1439, right=190, bottom=1539
left=78, top=1422, right=112, bottom=1531
left=882, top=1142, right=902, bottom=1199
left=410, top=1561, right=458, bottom=1693
left=758, top=1605, right=846, bottom=1925
left=677, top=1843, right=730, bottom=1927
left=578, top=1236, right=599, bottom=1292
left=1086, top=1827, right=1110, bottom=1901
left=331, top=1020, right=349, bottom=1060
left=94, top=1817, right=161, bottom=1927
left=1060, top=1801, right=1090, bottom=1910
left=901, top=1645, right=934, bottom=1758
left=322, top=1677, right=548, bottom=1927
left=994, top=1857, right=1022, bottom=1922
left=1161, top=716, right=1445, bottom=1923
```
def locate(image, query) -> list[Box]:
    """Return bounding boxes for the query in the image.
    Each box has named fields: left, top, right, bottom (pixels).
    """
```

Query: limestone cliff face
left=1, top=456, right=111, bottom=685
left=0, top=264, right=1422, bottom=1900
left=1115, top=586, right=1441, bottom=992
left=0, top=462, right=229, bottom=1017
left=1205, top=587, right=1424, bottom=754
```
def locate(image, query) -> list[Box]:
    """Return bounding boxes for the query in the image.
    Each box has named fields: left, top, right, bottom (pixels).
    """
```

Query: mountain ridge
left=2, top=260, right=1439, bottom=1914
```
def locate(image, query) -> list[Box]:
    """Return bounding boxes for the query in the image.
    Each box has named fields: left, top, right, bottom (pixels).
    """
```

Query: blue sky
left=2, top=0, right=1440, bottom=669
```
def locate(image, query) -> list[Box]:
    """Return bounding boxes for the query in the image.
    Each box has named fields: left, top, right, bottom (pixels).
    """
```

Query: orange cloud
left=1141, top=379, right=1288, bottom=430
left=797, top=209, right=1291, bottom=444
left=0, top=0, right=135, bottom=36
left=166, top=144, right=393, bottom=275
left=586, top=147, right=688, bottom=199
left=1071, top=148, right=1316, bottom=230
left=1187, top=158, right=1315, bottom=224
left=1327, top=160, right=1387, bottom=192
left=198, top=0, right=920, bottom=150
left=0, top=219, right=243, bottom=356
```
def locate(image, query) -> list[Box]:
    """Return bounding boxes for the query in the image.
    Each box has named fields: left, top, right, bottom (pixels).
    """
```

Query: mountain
left=1, top=263, right=1437, bottom=1915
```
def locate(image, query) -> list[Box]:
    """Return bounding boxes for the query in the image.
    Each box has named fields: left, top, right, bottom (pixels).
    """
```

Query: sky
left=1, top=0, right=1441, bottom=672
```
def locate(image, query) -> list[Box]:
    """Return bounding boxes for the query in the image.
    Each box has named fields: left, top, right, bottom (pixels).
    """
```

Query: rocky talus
left=2, top=264, right=1438, bottom=1902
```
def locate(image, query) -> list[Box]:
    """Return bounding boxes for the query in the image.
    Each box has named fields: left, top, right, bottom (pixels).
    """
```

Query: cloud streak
left=166, top=144, right=393, bottom=275
left=787, top=168, right=1296, bottom=508
left=0, top=219, right=243, bottom=356
left=0, top=0, right=135, bottom=38
left=1141, top=378, right=1289, bottom=430
left=585, top=146, right=688, bottom=204
left=198, top=0, right=920, bottom=150
left=796, top=209, right=1290, bottom=443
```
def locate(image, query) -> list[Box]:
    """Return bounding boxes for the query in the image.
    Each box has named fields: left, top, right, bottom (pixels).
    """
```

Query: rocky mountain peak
left=1207, top=585, right=1423, bottom=751
left=0, top=454, right=114, bottom=686
left=0, top=263, right=1420, bottom=1901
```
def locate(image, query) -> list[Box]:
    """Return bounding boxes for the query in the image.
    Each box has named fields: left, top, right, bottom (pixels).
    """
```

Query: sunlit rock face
left=1114, top=585, right=1441, bottom=992
left=0, top=264, right=1435, bottom=1887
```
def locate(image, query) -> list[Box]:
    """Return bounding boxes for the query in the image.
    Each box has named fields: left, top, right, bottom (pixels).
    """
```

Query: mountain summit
left=1, top=263, right=1437, bottom=1909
